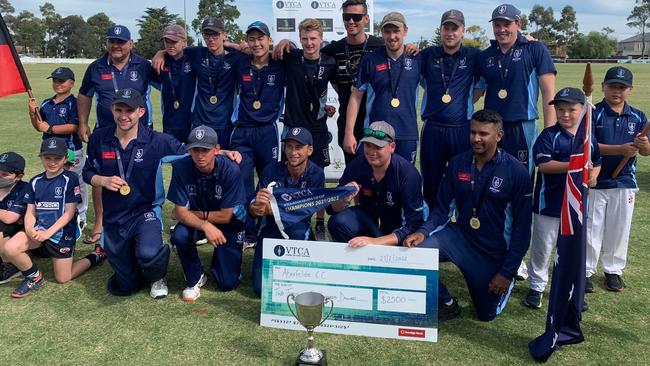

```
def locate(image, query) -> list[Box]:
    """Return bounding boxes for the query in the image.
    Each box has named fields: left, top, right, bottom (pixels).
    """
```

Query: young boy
left=0, top=138, right=104, bottom=298
left=524, top=87, right=601, bottom=309
left=587, top=66, right=650, bottom=292
left=0, top=152, right=30, bottom=284
left=28, top=67, right=88, bottom=235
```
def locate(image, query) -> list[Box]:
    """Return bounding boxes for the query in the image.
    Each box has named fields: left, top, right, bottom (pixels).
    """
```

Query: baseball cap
left=47, top=67, right=75, bottom=81
left=161, top=24, right=187, bottom=41
left=603, top=66, right=633, bottom=87
left=282, top=127, right=313, bottom=145
left=202, top=17, right=225, bottom=33
left=246, top=21, right=270, bottom=36
left=106, top=25, right=131, bottom=41
left=360, top=121, right=395, bottom=147
left=39, top=137, right=68, bottom=157
left=112, top=88, right=145, bottom=109
left=187, top=126, right=219, bottom=149
left=549, top=87, right=585, bottom=105
left=380, top=12, right=406, bottom=30
left=441, top=9, right=465, bottom=27
left=0, top=152, right=25, bottom=173
left=490, top=4, right=521, bottom=22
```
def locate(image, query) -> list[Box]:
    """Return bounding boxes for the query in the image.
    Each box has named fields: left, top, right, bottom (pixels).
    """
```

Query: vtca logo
left=311, top=1, right=336, bottom=9
left=276, top=0, right=301, bottom=9
left=274, top=244, right=310, bottom=258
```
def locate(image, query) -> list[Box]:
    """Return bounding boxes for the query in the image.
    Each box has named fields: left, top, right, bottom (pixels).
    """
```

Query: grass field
left=0, top=63, right=649, bottom=365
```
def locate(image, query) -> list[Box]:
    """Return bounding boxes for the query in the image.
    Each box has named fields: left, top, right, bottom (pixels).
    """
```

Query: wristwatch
left=46, top=125, right=53, bottom=134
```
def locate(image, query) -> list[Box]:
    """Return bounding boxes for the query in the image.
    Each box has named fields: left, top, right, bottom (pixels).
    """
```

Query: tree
left=0, top=0, right=14, bottom=14
left=432, top=27, right=441, bottom=46
left=192, top=0, right=243, bottom=42
left=416, top=36, right=430, bottom=50
left=10, top=11, right=45, bottom=54
left=40, top=2, right=62, bottom=57
left=464, top=24, right=488, bottom=49
left=373, top=20, right=381, bottom=37
left=528, top=5, right=556, bottom=44
left=555, top=5, right=579, bottom=50
left=57, top=15, right=94, bottom=57
left=627, top=3, right=650, bottom=57
left=568, top=31, right=616, bottom=58
left=86, top=12, right=114, bottom=58
left=135, top=7, right=186, bottom=58
left=602, top=27, right=615, bottom=37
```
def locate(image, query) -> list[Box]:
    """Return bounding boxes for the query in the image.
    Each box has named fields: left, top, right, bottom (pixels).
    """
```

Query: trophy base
left=295, top=350, right=327, bottom=366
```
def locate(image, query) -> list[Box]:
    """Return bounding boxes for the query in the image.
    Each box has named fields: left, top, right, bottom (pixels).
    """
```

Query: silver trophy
left=287, top=292, right=334, bottom=365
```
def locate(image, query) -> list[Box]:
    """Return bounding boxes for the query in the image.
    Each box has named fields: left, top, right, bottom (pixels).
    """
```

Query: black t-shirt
left=283, top=50, right=337, bottom=132
left=321, top=35, right=384, bottom=132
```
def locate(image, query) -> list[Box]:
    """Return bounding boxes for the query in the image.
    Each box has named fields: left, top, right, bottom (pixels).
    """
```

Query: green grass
left=1, top=63, right=649, bottom=365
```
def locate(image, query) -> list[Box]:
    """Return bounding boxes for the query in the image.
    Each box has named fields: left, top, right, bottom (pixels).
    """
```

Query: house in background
left=618, top=34, right=650, bottom=57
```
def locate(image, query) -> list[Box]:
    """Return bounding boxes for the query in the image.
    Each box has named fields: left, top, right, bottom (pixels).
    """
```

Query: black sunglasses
left=363, top=128, right=393, bottom=142
left=342, top=13, right=365, bottom=22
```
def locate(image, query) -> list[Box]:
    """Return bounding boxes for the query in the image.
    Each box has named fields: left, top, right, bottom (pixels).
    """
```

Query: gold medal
left=119, top=185, right=131, bottom=196
left=441, top=94, right=452, bottom=104
left=253, top=100, right=262, bottom=110
left=210, top=95, right=218, bottom=104
left=391, top=98, right=400, bottom=108
left=173, top=100, right=180, bottom=110
left=498, top=89, right=508, bottom=99
left=469, top=217, right=481, bottom=230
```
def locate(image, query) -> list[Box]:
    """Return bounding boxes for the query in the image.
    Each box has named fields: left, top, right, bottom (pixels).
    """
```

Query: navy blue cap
left=39, top=137, right=68, bottom=157
left=490, top=4, right=521, bottom=22
left=112, top=88, right=145, bottom=109
left=246, top=21, right=270, bottom=36
left=282, top=127, right=313, bottom=145
left=106, top=25, right=131, bottom=41
left=0, top=152, right=25, bottom=173
left=187, top=126, right=219, bottom=149
left=549, top=87, right=585, bottom=105
left=47, top=67, right=75, bottom=81
left=604, top=66, right=633, bottom=87
left=202, top=17, right=225, bottom=33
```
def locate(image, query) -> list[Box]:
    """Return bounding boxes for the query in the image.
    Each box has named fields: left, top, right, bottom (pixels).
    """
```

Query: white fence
left=19, top=57, right=95, bottom=64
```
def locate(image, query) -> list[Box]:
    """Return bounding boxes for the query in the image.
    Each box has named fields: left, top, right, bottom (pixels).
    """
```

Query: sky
left=12, top=0, right=639, bottom=43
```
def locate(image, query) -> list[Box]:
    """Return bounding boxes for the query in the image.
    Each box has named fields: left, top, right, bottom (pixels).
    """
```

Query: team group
left=0, top=0, right=647, bottom=321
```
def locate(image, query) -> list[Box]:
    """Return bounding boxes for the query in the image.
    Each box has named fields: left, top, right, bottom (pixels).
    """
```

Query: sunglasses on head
left=364, top=128, right=393, bottom=142
left=342, top=13, right=365, bottom=22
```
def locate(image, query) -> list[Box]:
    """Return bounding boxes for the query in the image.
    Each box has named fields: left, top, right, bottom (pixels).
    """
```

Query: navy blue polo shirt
left=39, top=94, right=83, bottom=151
left=0, top=181, right=29, bottom=218
left=533, top=123, right=601, bottom=217
left=420, top=150, right=532, bottom=279
left=83, top=126, right=186, bottom=226
left=232, top=56, right=286, bottom=127
left=337, top=154, right=426, bottom=243
left=78, top=52, right=157, bottom=128
left=355, top=48, right=422, bottom=140
left=25, top=171, right=81, bottom=247
left=420, top=46, right=482, bottom=126
left=182, top=46, right=243, bottom=132
left=593, top=100, right=649, bottom=189
left=167, top=155, right=247, bottom=224
left=478, top=34, right=556, bottom=123
left=155, top=53, right=196, bottom=131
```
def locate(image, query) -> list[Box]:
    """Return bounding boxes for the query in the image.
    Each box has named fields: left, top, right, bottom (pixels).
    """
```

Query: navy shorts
left=32, top=240, right=75, bottom=259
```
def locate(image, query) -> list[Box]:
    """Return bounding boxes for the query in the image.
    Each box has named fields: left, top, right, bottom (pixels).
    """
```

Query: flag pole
left=582, top=63, right=593, bottom=182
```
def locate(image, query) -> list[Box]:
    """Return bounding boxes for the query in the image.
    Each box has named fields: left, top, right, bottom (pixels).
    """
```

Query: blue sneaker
left=0, top=263, right=21, bottom=284
left=11, top=272, right=45, bottom=298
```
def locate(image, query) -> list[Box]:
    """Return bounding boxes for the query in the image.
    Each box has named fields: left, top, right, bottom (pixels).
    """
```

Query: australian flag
left=529, top=101, right=592, bottom=362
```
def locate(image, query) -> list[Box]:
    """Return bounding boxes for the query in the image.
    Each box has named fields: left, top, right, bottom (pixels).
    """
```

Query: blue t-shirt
left=336, top=154, right=427, bottom=243
left=167, top=155, right=247, bottom=226
left=0, top=181, right=30, bottom=219
left=232, top=56, right=286, bottom=127
left=182, top=47, right=243, bottom=132
left=420, top=46, right=482, bottom=126
left=155, top=53, right=196, bottom=132
left=533, top=123, right=601, bottom=217
left=25, top=171, right=81, bottom=247
left=39, top=94, right=83, bottom=151
left=78, top=52, right=157, bottom=128
left=420, top=150, right=532, bottom=280
left=83, top=126, right=186, bottom=226
left=256, top=160, right=325, bottom=237
left=593, top=100, right=649, bottom=189
left=478, top=34, right=556, bottom=123
left=355, top=48, right=422, bottom=140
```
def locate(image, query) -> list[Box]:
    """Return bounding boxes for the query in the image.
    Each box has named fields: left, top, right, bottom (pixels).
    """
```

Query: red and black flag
left=0, top=13, right=30, bottom=98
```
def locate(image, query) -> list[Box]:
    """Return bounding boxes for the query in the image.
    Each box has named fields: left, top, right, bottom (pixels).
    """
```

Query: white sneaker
left=150, top=278, right=168, bottom=299
left=196, top=238, right=208, bottom=246
left=182, top=273, right=207, bottom=302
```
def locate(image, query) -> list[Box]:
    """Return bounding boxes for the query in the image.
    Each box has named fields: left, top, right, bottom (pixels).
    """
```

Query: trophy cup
left=287, top=292, right=334, bottom=366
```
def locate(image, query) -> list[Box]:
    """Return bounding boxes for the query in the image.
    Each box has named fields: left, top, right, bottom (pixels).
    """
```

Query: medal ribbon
left=115, top=144, right=138, bottom=184
left=439, top=53, right=461, bottom=96
left=205, top=50, right=224, bottom=99
left=497, top=47, right=516, bottom=90
left=386, top=50, right=405, bottom=101
left=470, top=152, right=499, bottom=221
left=302, top=55, right=322, bottom=113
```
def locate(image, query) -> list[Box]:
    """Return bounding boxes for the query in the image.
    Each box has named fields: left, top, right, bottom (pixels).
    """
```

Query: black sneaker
left=585, top=276, right=595, bottom=293
left=582, top=298, right=589, bottom=312
left=439, top=297, right=460, bottom=321
left=604, top=273, right=624, bottom=292
left=523, top=289, right=543, bottom=309
left=0, top=262, right=21, bottom=284
left=11, top=272, right=45, bottom=298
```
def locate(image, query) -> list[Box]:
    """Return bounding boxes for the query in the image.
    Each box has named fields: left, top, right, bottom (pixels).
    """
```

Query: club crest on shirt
left=404, top=58, right=413, bottom=71
left=517, top=150, right=528, bottom=162
left=487, top=57, right=495, bottom=68
left=55, top=187, right=63, bottom=197
left=459, top=57, right=467, bottom=69
left=513, top=49, right=523, bottom=61
left=223, top=61, right=231, bottom=70
left=187, top=184, right=197, bottom=196
left=58, top=107, right=67, bottom=117
left=386, top=191, right=395, bottom=206
left=272, top=147, right=279, bottom=159
left=490, top=176, right=503, bottom=193
left=215, top=185, right=222, bottom=199
left=129, top=71, right=139, bottom=81
left=318, top=66, right=325, bottom=79
left=267, top=74, right=276, bottom=86
left=183, top=62, right=192, bottom=73
left=628, top=122, right=636, bottom=135
left=134, top=148, right=144, bottom=162
left=144, top=212, right=157, bottom=221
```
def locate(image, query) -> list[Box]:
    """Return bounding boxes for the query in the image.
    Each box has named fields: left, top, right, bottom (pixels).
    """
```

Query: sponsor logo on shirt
left=74, top=186, right=81, bottom=195
left=242, top=74, right=252, bottom=82
left=101, top=74, right=113, bottom=80
left=144, top=212, right=157, bottom=221
left=36, top=201, right=60, bottom=210
left=457, top=172, right=471, bottom=182
left=376, top=63, right=388, bottom=72
left=102, top=151, right=116, bottom=160
left=362, top=187, right=373, bottom=197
